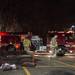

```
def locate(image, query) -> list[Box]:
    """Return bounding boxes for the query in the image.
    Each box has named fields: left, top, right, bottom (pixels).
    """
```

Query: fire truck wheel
left=0, top=46, right=7, bottom=56
left=56, top=51, right=65, bottom=56
left=56, top=45, right=66, bottom=56
left=6, top=44, right=16, bottom=55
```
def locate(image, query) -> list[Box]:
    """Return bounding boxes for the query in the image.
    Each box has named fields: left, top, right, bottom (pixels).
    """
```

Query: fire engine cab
left=47, top=30, right=75, bottom=56
left=0, top=32, right=23, bottom=56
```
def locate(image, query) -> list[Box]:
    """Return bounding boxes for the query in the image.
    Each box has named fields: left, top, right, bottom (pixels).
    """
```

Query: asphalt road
left=0, top=68, right=25, bottom=75
left=0, top=55, right=75, bottom=75
left=25, top=55, right=75, bottom=75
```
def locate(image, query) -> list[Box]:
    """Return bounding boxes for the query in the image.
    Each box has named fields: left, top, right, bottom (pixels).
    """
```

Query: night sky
left=0, top=0, right=75, bottom=34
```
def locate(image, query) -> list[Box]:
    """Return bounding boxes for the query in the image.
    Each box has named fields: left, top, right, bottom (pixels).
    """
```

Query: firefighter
left=22, top=35, right=31, bottom=53
left=22, top=35, right=35, bottom=64
left=50, top=35, right=58, bottom=57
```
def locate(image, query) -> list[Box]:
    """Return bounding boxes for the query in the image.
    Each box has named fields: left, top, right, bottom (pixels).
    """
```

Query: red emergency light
left=0, top=32, right=8, bottom=36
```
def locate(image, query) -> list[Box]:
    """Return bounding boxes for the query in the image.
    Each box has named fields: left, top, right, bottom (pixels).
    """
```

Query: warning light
left=15, top=44, right=20, bottom=49
left=0, top=32, right=8, bottom=36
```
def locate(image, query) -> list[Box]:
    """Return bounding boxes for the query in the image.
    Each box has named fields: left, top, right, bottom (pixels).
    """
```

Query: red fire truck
left=0, top=32, right=25, bottom=56
left=47, top=30, right=75, bottom=56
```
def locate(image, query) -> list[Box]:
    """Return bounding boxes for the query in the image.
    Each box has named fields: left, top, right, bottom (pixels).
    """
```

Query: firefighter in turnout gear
left=50, top=35, right=58, bottom=57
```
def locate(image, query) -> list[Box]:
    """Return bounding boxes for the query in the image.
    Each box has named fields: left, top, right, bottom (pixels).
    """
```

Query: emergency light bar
left=0, top=32, right=8, bottom=36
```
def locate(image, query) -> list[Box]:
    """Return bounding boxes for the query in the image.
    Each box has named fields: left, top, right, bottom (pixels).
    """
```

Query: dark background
left=0, top=0, right=75, bottom=35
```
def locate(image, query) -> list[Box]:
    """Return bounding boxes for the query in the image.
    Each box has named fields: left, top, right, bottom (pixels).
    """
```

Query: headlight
left=49, top=50, right=53, bottom=54
left=69, top=50, right=73, bottom=53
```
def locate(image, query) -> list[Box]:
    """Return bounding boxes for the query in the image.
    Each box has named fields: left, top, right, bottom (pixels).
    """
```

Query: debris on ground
left=22, top=62, right=36, bottom=67
left=0, top=63, right=17, bottom=71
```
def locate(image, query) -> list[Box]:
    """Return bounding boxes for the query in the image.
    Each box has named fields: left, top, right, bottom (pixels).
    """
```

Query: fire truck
left=0, top=32, right=25, bottom=56
left=47, top=30, right=75, bottom=56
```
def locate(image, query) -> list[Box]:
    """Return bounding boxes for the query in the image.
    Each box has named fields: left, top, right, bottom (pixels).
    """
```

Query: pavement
left=28, top=67, right=75, bottom=75
left=0, top=67, right=25, bottom=75
left=0, top=54, right=75, bottom=75
left=22, top=54, right=75, bottom=75
left=65, top=53, right=75, bottom=56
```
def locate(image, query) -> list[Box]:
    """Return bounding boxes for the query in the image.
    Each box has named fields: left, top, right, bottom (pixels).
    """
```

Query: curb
left=65, top=53, right=75, bottom=56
